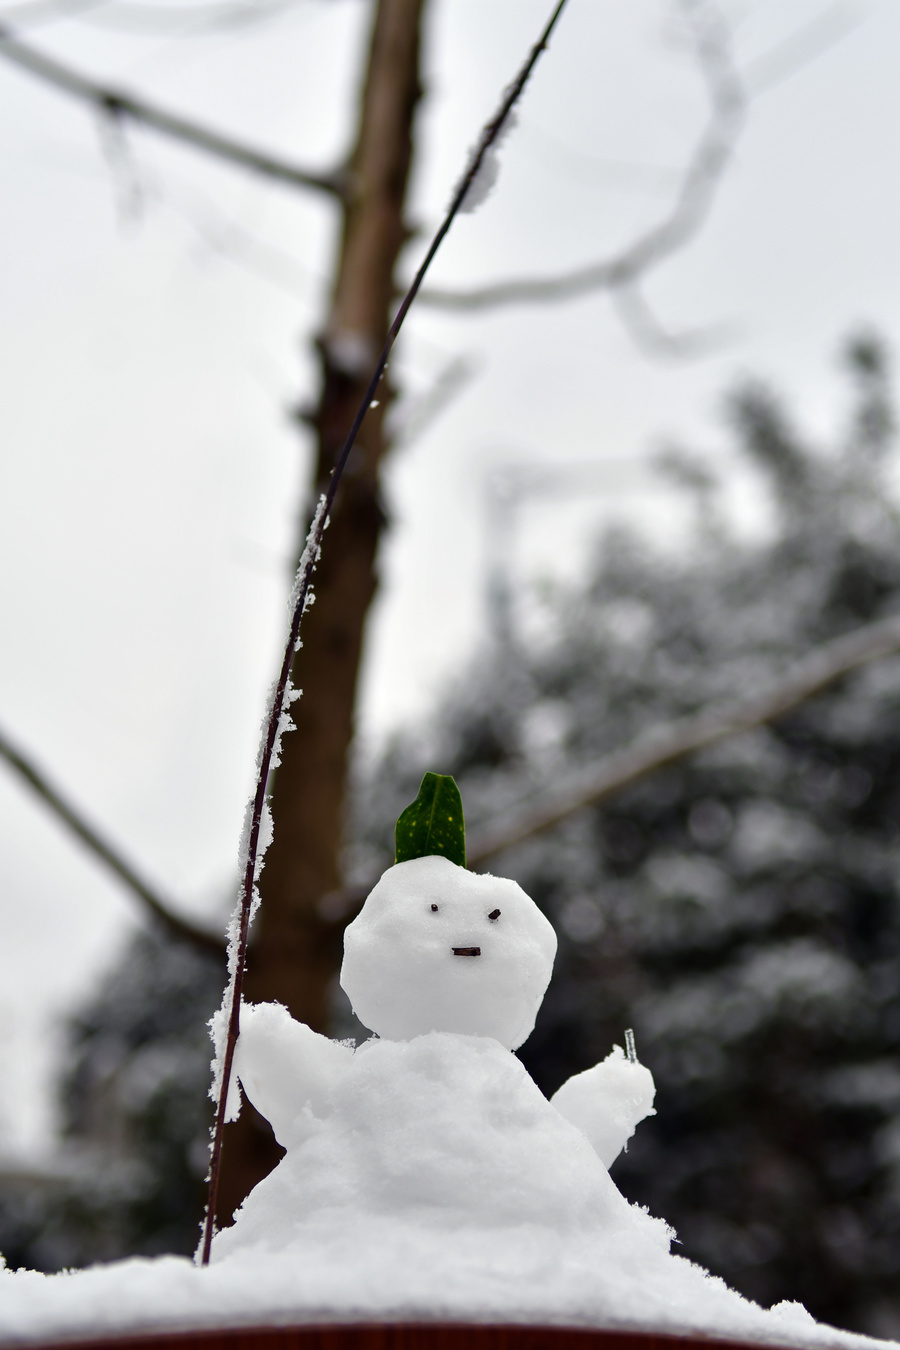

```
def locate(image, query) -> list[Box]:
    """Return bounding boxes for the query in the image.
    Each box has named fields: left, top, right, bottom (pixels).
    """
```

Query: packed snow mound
left=340, top=855, right=557, bottom=1049
left=222, top=1029, right=657, bottom=1256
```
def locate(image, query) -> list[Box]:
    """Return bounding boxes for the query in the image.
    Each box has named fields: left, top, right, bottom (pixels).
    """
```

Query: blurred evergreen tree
left=4, top=334, right=900, bottom=1339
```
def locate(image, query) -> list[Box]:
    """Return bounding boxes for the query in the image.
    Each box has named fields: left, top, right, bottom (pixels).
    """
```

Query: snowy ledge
left=1, top=1247, right=898, bottom=1350
left=0, top=1325, right=893, bottom=1350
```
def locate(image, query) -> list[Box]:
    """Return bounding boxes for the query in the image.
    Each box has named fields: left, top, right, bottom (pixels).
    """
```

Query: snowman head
left=340, top=854, right=557, bottom=1050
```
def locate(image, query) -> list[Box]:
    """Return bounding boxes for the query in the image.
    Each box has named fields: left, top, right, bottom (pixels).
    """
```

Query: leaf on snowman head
left=395, top=772, right=466, bottom=868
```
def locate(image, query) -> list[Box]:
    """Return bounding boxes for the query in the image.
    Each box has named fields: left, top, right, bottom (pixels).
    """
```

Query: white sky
left=0, top=0, right=897, bottom=1153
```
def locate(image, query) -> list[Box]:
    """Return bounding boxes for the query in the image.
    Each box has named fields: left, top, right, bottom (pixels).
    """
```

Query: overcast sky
left=0, top=0, right=897, bottom=1152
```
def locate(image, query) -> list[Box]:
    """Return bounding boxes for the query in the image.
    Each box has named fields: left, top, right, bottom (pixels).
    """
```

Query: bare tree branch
left=610, top=281, right=737, bottom=360
left=0, top=22, right=345, bottom=198
left=0, top=722, right=225, bottom=955
left=741, top=0, right=867, bottom=98
left=95, top=93, right=145, bottom=226
left=389, top=353, right=478, bottom=448
left=2, top=0, right=306, bottom=36
left=419, top=0, right=745, bottom=314
left=467, top=612, right=900, bottom=866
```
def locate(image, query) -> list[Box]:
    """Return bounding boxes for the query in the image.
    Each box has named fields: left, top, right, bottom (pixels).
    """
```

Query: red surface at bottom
left=40, top=1323, right=793, bottom=1350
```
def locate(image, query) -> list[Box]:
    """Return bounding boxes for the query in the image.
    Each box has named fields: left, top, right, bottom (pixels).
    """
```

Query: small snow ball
left=341, top=854, right=557, bottom=1049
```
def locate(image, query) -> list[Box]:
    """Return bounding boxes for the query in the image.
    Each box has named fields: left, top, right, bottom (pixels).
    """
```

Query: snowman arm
left=234, top=1001, right=352, bottom=1147
left=550, top=1044, right=655, bottom=1169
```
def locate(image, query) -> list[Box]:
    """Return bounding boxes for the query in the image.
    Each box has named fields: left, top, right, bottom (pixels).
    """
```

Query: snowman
left=212, top=774, right=662, bottom=1262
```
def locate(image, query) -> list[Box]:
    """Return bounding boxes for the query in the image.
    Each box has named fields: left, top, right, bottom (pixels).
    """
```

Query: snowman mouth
left=452, top=946, right=481, bottom=957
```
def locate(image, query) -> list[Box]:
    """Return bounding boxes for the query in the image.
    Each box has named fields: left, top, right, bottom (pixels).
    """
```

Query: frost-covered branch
left=0, top=722, right=225, bottom=955
left=0, top=22, right=345, bottom=198
left=419, top=0, right=745, bottom=315
left=467, top=613, right=900, bottom=866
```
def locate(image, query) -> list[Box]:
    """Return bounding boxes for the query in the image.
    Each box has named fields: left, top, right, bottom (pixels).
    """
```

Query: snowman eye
left=430, top=904, right=439, bottom=913
left=489, top=909, right=501, bottom=921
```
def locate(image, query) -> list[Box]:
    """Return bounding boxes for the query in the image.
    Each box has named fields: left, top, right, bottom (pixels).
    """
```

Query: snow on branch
left=419, top=0, right=744, bottom=322
left=0, top=23, right=345, bottom=199
left=0, top=721, right=225, bottom=955
left=467, top=612, right=900, bottom=866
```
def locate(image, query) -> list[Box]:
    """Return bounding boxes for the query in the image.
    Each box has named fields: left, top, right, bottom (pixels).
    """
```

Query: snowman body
left=214, top=856, right=658, bottom=1260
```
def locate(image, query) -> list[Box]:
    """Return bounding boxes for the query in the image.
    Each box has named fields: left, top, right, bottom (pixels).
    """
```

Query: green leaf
left=395, top=772, right=466, bottom=868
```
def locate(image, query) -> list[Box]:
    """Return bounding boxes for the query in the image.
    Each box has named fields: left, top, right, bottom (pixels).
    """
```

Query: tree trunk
left=216, top=0, right=425, bottom=1225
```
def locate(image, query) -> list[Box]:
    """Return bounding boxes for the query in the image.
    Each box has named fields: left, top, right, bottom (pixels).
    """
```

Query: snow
left=223, top=1029, right=644, bottom=1252
left=232, top=1002, right=353, bottom=1151
left=0, top=1216, right=896, bottom=1350
left=456, top=112, right=518, bottom=215
left=2, top=858, right=899, bottom=1350
left=340, top=856, right=557, bottom=1049
left=208, top=492, right=327, bottom=1120
left=551, top=1044, right=656, bottom=1170
left=288, top=493, right=327, bottom=649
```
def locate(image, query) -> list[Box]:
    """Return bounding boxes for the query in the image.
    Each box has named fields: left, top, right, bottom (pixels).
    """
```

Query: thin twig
left=467, top=612, right=900, bottom=866
left=0, top=22, right=344, bottom=198
left=199, top=0, right=571, bottom=1266
left=3, top=0, right=304, bottom=36
left=610, top=282, right=737, bottom=360
left=390, top=354, right=478, bottom=449
left=419, top=0, right=745, bottom=315
left=741, top=0, right=867, bottom=98
left=0, top=722, right=225, bottom=955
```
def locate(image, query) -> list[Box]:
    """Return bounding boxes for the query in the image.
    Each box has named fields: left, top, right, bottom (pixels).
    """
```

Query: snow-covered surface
left=1, top=860, right=897, bottom=1350
left=1, top=1233, right=897, bottom=1350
